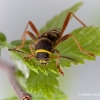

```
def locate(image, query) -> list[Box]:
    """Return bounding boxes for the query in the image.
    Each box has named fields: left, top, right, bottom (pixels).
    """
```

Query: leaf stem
left=0, top=59, right=32, bottom=100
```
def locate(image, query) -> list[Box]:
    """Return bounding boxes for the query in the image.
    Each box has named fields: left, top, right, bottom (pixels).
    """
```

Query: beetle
left=8, top=12, right=95, bottom=75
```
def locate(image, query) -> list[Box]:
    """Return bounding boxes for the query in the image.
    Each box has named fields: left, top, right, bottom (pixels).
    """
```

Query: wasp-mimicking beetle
left=8, top=12, right=95, bottom=75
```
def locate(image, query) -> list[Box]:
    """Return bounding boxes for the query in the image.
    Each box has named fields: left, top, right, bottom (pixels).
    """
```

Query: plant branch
left=0, top=59, right=32, bottom=100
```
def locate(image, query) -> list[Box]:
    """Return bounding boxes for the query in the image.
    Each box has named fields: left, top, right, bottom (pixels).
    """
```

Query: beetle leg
left=8, top=21, right=39, bottom=50
left=54, top=34, right=95, bottom=57
left=22, top=43, right=35, bottom=60
left=52, top=49, right=64, bottom=76
left=60, top=12, right=86, bottom=37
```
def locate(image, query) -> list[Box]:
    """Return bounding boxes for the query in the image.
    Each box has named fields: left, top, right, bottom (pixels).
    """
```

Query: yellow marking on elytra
left=35, top=49, right=51, bottom=54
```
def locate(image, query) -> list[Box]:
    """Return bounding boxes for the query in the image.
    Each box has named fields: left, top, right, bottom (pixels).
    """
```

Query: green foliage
left=0, top=32, right=6, bottom=55
left=27, top=71, right=58, bottom=99
left=8, top=26, right=100, bottom=99
left=1, top=2, right=100, bottom=100
left=27, top=70, right=59, bottom=99
left=0, top=32, right=6, bottom=45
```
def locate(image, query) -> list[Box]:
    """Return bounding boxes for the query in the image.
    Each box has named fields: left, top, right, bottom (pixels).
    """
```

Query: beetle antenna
left=59, top=56, right=78, bottom=63
left=50, top=55, right=78, bottom=63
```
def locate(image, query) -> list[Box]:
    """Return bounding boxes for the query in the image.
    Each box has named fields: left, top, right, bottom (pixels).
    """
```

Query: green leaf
left=8, top=26, right=100, bottom=100
left=26, top=70, right=60, bottom=100
left=40, top=2, right=83, bottom=33
left=0, top=32, right=7, bottom=56
left=52, top=88, right=68, bottom=100
left=0, top=32, right=6, bottom=45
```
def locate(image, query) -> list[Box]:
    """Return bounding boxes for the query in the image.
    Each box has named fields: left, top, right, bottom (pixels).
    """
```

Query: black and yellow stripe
left=35, top=49, right=51, bottom=54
